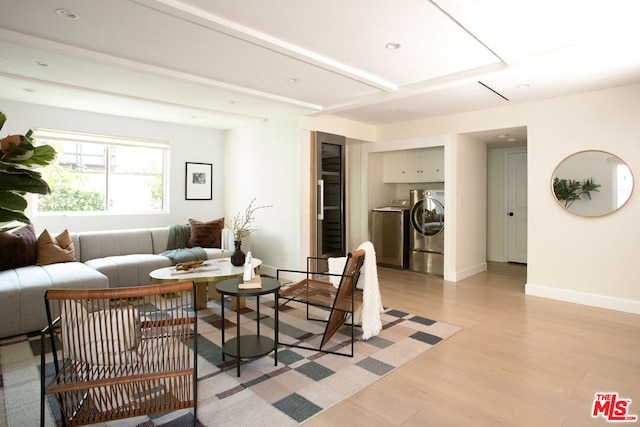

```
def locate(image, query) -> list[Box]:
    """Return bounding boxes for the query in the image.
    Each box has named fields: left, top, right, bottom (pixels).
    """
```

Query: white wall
left=224, top=114, right=303, bottom=277
left=451, top=134, right=487, bottom=279
left=1, top=100, right=224, bottom=233
left=373, top=84, right=640, bottom=314
left=525, top=86, right=640, bottom=313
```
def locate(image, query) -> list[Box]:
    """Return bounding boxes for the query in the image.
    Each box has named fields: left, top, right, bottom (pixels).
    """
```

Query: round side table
left=216, top=276, right=280, bottom=377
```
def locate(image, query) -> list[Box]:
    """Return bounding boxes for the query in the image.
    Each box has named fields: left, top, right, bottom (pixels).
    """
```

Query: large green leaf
left=0, top=112, right=5, bottom=131
left=0, top=191, right=27, bottom=211
left=0, top=207, right=30, bottom=227
left=0, top=161, right=43, bottom=178
left=0, top=171, right=51, bottom=194
left=19, top=144, right=57, bottom=167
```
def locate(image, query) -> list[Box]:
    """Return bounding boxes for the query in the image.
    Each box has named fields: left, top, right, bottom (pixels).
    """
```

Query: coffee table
left=149, top=257, right=262, bottom=310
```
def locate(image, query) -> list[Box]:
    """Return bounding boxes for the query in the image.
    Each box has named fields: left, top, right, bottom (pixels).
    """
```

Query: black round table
left=215, top=276, right=280, bottom=377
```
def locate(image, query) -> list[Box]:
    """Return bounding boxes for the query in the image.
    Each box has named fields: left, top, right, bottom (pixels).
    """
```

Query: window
left=35, top=129, right=168, bottom=214
left=616, top=163, right=632, bottom=208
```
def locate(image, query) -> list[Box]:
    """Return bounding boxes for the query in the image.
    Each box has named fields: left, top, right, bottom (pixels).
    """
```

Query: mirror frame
left=551, top=149, right=634, bottom=217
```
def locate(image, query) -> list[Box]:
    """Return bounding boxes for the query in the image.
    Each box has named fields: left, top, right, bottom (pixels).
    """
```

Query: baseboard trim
left=446, top=262, right=487, bottom=282
left=526, top=283, right=640, bottom=315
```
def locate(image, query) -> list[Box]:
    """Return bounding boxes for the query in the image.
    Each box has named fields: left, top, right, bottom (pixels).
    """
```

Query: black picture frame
left=185, top=162, right=213, bottom=200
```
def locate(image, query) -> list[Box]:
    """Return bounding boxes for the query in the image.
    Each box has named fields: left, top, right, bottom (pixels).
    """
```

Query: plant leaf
left=0, top=191, right=28, bottom=211
left=0, top=171, right=51, bottom=194
left=19, top=144, right=57, bottom=167
left=0, top=207, right=31, bottom=226
left=0, top=112, right=5, bottom=131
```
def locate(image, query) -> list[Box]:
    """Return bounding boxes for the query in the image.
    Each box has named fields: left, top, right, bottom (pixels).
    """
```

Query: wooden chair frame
left=276, top=249, right=365, bottom=357
left=40, top=282, right=198, bottom=426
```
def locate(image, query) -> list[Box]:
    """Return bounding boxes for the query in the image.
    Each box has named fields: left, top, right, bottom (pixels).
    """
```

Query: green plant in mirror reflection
left=553, top=177, right=601, bottom=208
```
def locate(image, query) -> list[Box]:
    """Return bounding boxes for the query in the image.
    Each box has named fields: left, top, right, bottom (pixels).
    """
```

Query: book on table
left=238, top=275, right=262, bottom=289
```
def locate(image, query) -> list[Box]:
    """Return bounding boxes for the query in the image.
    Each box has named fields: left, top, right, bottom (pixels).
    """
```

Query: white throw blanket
left=328, top=241, right=383, bottom=340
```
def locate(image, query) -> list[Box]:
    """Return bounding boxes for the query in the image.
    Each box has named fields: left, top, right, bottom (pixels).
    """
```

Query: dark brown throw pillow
left=0, top=225, right=37, bottom=271
left=187, top=218, right=224, bottom=248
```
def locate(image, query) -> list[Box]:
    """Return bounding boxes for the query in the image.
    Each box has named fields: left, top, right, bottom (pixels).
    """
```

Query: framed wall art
left=185, top=162, right=212, bottom=200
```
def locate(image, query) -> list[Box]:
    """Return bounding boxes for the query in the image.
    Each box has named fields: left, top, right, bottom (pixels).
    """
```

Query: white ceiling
left=1, top=0, right=639, bottom=144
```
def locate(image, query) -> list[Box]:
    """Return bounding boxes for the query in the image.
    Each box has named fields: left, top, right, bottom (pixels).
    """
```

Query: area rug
left=0, top=294, right=460, bottom=426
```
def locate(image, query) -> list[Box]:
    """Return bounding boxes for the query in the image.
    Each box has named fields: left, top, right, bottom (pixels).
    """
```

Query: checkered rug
left=0, top=294, right=460, bottom=426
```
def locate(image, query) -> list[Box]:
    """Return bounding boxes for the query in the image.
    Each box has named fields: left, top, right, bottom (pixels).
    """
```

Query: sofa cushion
left=85, top=254, right=172, bottom=288
left=77, top=229, right=154, bottom=262
left=37, top=229, right=76, bottom=265
left=0, top=225, right=36, bottom=271
left=187, top=218, right=223, bottom=248
left=150, top=227, right=170, bottom=254
left=0, top=263, right=109, bottom=338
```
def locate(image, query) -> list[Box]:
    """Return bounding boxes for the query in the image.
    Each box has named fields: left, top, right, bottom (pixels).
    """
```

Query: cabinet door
left=407, top=151, right=424, bottom=182
left=420, top=147, right=444, bottom=182
left=316, top=132, right=345, bottom=259
left=383, top=151, right=409, bottom=183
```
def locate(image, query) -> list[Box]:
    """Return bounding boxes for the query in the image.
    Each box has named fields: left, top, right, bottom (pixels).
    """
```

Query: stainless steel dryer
left=409, top=189, right=444, bottom=275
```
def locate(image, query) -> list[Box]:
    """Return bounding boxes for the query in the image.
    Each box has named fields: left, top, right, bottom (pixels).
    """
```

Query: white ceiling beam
left=132, top=0, right=399, bottom=92
left=318, top=61, right=508, bottom=115
left=0, top=27, right=323, bottom=111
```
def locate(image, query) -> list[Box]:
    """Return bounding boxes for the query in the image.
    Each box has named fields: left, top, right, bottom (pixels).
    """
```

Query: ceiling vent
left=477, top=81, right=509, bottom=102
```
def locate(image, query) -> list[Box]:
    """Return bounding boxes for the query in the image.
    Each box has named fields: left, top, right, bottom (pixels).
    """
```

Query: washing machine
left=409, top=189, right=444, bottom=276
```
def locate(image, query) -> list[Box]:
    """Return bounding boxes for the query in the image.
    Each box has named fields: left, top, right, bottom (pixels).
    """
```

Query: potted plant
left=228, top=198, right=271, bottom=266
left=0, top=112, right=56, bottom=232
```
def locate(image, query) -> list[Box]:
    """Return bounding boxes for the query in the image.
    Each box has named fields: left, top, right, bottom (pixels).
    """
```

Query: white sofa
left=0, top=226, right=235, bottom=338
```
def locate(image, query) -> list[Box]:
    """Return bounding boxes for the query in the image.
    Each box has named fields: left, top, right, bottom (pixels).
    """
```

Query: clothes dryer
left=371, top=199, right=410, bottom=269
left=409, top=189, right=444, bottom=275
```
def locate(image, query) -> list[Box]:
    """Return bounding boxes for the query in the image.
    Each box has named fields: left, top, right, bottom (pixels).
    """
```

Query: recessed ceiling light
left=385, top=42, right=402, bottom=50
left=507, top=137, right=517, bottom=142
left=497, top=134, right=507, bottom=139
left=286, top=77, right=299, bottom=83
left=55, top=8, right=80, bottom=20
left=388, top=108, right=400, bottom=112
left=34, top=60, right=50, bottom=67
left=517, top=83, right=530, bottom=88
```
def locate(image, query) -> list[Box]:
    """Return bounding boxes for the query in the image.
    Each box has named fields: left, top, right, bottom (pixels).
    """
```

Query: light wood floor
left=304, top=262, right=640, bottom=426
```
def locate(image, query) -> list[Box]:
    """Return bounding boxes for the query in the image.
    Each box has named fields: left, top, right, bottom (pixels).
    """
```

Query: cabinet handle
left=318, top=180, right=324, bottom=220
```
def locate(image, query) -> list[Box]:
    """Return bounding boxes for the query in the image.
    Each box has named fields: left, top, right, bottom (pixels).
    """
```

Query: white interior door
left=506, top=151, right=528, bottom=263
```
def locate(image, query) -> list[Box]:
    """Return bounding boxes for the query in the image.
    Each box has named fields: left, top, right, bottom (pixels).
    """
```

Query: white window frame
left=34, top=128, right=170, bottom=216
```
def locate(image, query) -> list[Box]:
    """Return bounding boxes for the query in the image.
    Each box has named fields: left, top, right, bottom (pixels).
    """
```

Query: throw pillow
left=0, top=225, right=37, bottom=271
left=187, top=218, right=224, bottom=248
left=36, top=229, right=76, bottom=266
left=61, top=301, right=142, bottom=366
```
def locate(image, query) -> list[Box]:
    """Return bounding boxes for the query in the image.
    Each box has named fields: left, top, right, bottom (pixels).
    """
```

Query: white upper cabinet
left=382, top=150, right=409, bottom=182
left=383, top=147, right=444, bottom=183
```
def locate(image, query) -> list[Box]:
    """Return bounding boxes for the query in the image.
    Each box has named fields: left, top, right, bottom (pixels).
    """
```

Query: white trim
left=525, top=283, right=640, bottom=315
left=35, top=128, right=169, bottom=148
left=445, top=262, right=487, bottom=282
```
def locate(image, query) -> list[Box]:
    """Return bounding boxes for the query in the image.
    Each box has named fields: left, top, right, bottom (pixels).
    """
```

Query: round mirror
left=552, top=150, right=633, bottom=217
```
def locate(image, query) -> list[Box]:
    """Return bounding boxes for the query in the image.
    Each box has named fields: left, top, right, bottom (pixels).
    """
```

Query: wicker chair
left=277, top=249, right=365, bottom=356
left=40, top=281, right=198, bottom=426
